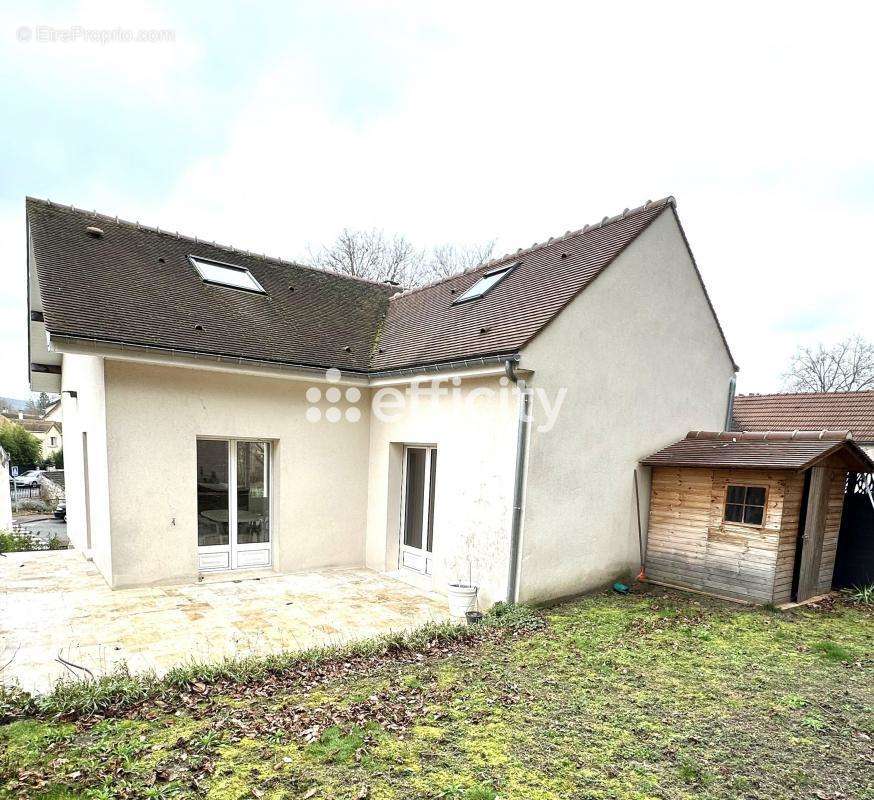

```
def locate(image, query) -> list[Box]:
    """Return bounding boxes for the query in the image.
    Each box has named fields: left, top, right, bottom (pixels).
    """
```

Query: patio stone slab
left=0, top=550, right=449, bottom=693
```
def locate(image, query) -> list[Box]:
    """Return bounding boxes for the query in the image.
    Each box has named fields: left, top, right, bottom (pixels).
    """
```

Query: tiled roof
left=733, top=391, right=874, bottom=442
left=1, top=415, right=59, bottom=433
left=27, top=195, right=733, bottom=374
left=641, top=430, right=874, bottom=472
left=372, top=199, right=678, bottom=370
left=27, top=198, right=395, bottom=373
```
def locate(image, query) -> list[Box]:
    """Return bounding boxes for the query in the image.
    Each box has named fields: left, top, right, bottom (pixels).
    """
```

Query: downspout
left=724, top=375, right=737, bottom=431
left=505, top=359, right=531, bottom=604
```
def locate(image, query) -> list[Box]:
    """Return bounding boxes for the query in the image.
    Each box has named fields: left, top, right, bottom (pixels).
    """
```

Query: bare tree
left=425, top=240, right=496, bottom=280
left=308, top=229, right=425, bottom=286
left=309, top=230, right=495, bottom=287
left=782, top=335, right=874, bottom=392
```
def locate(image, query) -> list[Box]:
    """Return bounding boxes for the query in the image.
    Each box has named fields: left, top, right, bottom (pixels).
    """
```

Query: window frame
left=723, top=483, right=769, bottom=528
left=452, top=263, right=515, bottom=305
left=188, top=255, right=266, bottom=294
left=398, top=445, right=437, bottom=574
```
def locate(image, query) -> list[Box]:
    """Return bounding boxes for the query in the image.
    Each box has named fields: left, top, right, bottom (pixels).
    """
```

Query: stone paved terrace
left=0, top=551, right=449, bottom=694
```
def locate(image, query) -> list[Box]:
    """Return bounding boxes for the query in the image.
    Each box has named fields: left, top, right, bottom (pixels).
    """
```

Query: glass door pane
left=403, top=448, right=426, bottom=549
left=197, top=440, right=229, bottom=547
left=236, top=441, right=270, bottom=545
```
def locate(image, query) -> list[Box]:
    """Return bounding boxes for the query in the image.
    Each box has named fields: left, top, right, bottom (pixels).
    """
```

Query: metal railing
left=10, top=485, right=42, bottom=502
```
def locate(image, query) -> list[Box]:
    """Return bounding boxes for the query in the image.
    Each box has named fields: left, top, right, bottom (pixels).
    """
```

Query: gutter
left=49, top=332, right=520, bottom=386
left=504, top=358, right=532, bottom=604
left=49, top=334, right=371, bottom=383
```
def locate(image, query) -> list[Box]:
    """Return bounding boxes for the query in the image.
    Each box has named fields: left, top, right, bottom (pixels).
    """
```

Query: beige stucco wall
left=517, top=208, right=737, bottom=603
left=61, top=353, right=113, bottom=581
left=102, top=360, right=372, bottom=588
left=364, top=374, right=519, bottom=608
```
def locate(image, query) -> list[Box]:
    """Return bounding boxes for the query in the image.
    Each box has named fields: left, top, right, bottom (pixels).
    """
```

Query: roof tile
left=641, top=430, right=874, bottom=471
left=27, top=196, right=725, bottom=375
left=733, top=392, right=874, bottom=442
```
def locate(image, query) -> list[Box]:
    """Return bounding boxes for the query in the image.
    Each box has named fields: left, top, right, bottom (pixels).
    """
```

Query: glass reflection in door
left=197, top=440, right=229, bottom=547
left=236, top=441, right=270, bottom=545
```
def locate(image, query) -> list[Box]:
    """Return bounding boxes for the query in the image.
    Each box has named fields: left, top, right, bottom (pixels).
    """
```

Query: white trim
left=369, top=364, right=509, bottom=388
left=49, top=335, right=519, bottom=389
left=51, top=337, right=370, bottom=386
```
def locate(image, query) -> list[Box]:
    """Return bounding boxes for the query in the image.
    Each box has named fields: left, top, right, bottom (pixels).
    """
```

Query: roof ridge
left=736, top=390, right=874, bottom=398
left=387, top=196, right=675, bottom=302
left=25, top=196, right=396, bottom=292
left=688, top=429, right=851, bottom=441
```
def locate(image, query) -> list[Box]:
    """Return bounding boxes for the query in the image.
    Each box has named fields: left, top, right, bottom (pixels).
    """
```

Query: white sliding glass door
left=197, top=439, right=272, bottom=571
left=400, top=446, right=436, bottom=574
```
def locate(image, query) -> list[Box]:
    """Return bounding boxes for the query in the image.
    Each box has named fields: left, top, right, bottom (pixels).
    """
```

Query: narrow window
left=724, top=484, right=767, bottom=526
left=453, top=265, right=514, bottom=304
left=189, top=256, right=265, bottom=293
left=400, top=446, right=437, bottom=574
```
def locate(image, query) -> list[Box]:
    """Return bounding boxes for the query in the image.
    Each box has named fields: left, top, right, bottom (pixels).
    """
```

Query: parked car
left=11, top=469, right=43, bottom=488
left=54, top=500, right=67, bottom=521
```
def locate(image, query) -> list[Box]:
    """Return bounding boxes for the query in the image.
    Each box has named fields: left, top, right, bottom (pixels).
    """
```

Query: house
left=25, top=195, right=737, bottom=603
left=42, top=397, right=62, bottom=423
left=0, top=413, right=63, bottom=462
left=733, top=391, right=874, bottom=458
left=640, top=431, right=874, bottom=604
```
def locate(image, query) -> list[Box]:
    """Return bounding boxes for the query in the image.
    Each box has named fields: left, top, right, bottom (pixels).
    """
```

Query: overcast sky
left=1, top=0, right=872, bottom=398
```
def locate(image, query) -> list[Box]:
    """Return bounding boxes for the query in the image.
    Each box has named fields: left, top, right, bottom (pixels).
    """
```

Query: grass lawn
left=1, top=586, right=872, bottom=800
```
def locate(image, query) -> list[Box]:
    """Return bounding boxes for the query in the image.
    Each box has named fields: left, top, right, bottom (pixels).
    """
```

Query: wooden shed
left=640, top=430, right=874, bottom=604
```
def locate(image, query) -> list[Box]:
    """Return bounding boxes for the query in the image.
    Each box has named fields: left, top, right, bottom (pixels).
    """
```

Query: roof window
left=452, top=264, right=514, bottom=305
left=189, top=256, right=265, bottom=293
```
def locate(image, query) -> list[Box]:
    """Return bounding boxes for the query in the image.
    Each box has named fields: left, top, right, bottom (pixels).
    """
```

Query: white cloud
left=1, top=0, right=873, bottom=396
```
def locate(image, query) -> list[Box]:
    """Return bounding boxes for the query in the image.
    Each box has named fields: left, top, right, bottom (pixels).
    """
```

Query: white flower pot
left=447, top=583, right=478, bottom=618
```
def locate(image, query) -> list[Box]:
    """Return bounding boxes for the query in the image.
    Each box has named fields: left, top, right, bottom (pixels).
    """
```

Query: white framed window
left=197, top=438, right=272, bottom=571
left=453, top=264, right=514, bottom=304
left=399, top=446, right=437, bottom=574
left=189, top=256, right=266, bottom=293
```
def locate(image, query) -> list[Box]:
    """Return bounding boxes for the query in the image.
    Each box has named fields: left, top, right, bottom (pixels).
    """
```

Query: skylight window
left=453, top=265, right=514, bottom=305
left=189, top=256, right=265, bottom=293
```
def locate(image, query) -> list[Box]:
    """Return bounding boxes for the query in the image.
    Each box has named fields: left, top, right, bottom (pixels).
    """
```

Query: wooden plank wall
left=817, top=469, right=847, bottom=594
left=772, top=473, right=804, bottom=604
left=796, top=466, right=831, bottom=601
left=646, top=467, right=792, bottom=603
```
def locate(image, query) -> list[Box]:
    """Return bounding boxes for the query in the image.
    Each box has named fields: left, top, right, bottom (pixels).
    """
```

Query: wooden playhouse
left=640, top=431, right=874, bottom=604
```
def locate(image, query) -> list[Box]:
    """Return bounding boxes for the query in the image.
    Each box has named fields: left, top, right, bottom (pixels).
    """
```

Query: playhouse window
left=724, top=484, right=767, bottom=526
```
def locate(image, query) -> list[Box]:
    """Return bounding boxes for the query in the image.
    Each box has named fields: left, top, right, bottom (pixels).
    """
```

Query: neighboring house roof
left=641, top=430, right=874, bottom=472
left=41, top=399, right=61, bottom=418
left=733, top=391, right=874, bottom=443
left=27, top=195, right=735, bottom=374
left=0, top=415, right=60, bottom=434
